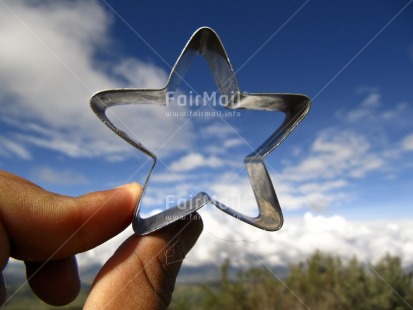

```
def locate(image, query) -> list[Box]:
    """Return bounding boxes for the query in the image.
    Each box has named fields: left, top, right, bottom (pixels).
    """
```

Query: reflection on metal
left=90, top=27, right=311, bottom=235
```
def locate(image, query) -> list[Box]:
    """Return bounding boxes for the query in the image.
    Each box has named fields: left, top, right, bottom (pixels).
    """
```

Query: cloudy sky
left=1, top=0, right=413, bottom=280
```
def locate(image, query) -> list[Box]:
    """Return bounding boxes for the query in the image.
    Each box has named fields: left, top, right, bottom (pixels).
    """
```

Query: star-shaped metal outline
left=90, top=27, right=311, bottom=235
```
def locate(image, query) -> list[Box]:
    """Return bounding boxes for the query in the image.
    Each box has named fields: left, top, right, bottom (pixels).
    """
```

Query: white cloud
left=207, top=173, right=257, bottom=215
left=223, top=138, right=244, bottom=148
left=149, top=128, right=379, bottom=215
left=2, top=3, right=413, bottom=290
left=338, top=89, right=410, bottom=126
left=106, top=104, right=194, bottom=158
left=297, top=179, right=348, bottom=193
left=202, top=123, right=237, bottom=138
left=68, top=211, right=413, bottom=271
left=271, top=176, right=349, bottom=211
left=0, top=0, right=191, bottom=161
left=341, top=92, right=380, bottom=122
left=6, top=212, right=413, bottom=283
left=32, top=165, right=89, bottom=185
left=203, top=135, right=246, bottom=155
left=0, top=0, right=112, bottom=125
left=112, top=58, right=168, bottom=88
left=170, top=152, right=226, bottom=172
left=185, top=211, right=413, bottom=268
left=133, top=86, right=412, bottom=215
left=401, top=133, right=413, bottom=151
left=150, top=172, right=192, bottom=183
left=0, top=135, right=31, bottom=160
left=282, top=130, right=384, bottom=182
left=381, top=102, right=409, bottom=121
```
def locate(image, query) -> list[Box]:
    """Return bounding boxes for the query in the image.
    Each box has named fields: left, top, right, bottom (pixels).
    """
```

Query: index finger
left=0, top=174, right=141, bottom=261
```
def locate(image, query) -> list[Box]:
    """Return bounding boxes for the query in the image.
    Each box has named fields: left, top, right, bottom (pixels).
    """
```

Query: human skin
left=0, top=170, right=203, bottom=308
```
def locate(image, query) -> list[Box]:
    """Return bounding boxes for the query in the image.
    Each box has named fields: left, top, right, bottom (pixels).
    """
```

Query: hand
left=0, top=170, right=203, bottom=308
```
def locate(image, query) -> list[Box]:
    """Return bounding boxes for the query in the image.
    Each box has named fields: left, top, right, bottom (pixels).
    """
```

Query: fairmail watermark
left=165, top=91, right=242, bottom=118
left=163, top=193, right=243, bottom=222
left=166, top=90, right=243, bottom=107
left=165, top=110, right=241, bottom=118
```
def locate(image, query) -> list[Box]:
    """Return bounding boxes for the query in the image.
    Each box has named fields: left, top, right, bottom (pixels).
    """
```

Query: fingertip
left=67, top=182, right=143, bottom=254
left=25, top=257, right=80, bottom=306
left=114, top=182, right=142, bottom=208
left=85, top=213, right=203, bottom=309
left=0, top=176, right=143, bottom=261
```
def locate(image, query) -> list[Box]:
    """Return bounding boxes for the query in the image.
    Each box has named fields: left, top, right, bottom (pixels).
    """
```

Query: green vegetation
left=170, top=251, right=413, bottom=310
left=3, top=252, right=412, bottom=309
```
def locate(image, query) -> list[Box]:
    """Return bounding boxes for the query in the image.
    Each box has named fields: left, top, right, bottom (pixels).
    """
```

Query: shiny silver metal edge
left=90, top=27, right=311, bottom=235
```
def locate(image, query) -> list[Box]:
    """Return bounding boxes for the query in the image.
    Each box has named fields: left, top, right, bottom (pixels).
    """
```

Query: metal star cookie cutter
left=90, top=27, right=311, bottom=235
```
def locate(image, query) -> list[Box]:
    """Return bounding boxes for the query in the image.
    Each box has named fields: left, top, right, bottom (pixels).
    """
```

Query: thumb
left=0, top=173, right=141, bottom=261
left=85, top=214, right=203, bottom=309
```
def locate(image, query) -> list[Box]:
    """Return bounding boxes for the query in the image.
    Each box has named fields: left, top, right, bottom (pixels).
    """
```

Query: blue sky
left=1, top=0, right=413, bottom=271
